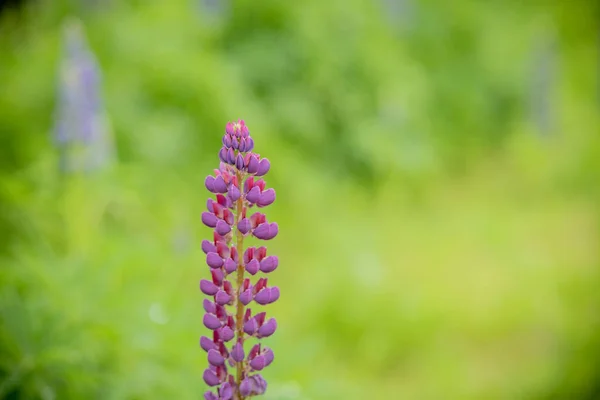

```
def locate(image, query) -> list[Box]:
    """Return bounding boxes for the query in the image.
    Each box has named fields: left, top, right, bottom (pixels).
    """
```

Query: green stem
left=234, top=171, right=246, bottom=399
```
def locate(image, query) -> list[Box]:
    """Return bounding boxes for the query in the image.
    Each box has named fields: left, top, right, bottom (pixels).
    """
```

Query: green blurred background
left=1, top=0, right=599, bottom=399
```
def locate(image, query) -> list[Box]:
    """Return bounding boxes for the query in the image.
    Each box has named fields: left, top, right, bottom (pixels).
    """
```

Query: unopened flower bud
left=231, top=341, right=245, bottom=362
left=238, top=218, right=251, bottom=235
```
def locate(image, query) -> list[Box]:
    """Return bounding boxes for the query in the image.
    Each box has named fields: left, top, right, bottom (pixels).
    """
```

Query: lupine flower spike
left=200, top=120, right=278, bottom=399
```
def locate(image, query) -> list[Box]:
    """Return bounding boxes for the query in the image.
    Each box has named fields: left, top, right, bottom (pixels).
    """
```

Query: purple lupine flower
left=53, top=18, right=115, bottom=174
left=200, top=120, right=278, bottom=399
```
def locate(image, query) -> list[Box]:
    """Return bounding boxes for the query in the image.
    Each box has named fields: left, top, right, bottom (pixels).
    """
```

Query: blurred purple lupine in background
left=200, top=120, right=278, bottom=400
left=53, top=18, right=115, bottom=173
left=379, top=0, right=416, bottom=33
left=197, top=0, right=229, bottom=25
left=530, top=28, right=558, bottom=138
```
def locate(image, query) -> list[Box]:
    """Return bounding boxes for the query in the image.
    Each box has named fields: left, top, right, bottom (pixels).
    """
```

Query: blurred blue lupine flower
left=196, top=0, right=229, bottom=24
left=200, top=120, right=278, bottom=399
left=530, top=31, right=557, bottom=137
left=53, top=18, right=115, bottom=173
left=379, top=0, right=416, bottom=33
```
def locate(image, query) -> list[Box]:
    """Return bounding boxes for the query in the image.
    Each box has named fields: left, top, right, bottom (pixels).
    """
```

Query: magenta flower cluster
left=200, top=120, right=279, bottom=400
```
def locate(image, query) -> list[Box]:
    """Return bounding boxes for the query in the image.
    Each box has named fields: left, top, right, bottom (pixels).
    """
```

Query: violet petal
left=256, top=158, right=270, bottom=176
left=269, top=286, right=280, bottom=303
left=259, top=255, right=278, bottom=273
left=203, top=313, right=222, bottom=330
left=203, top=369, right=220, bottom=387
left=245, top=259, right=259, bottom=275
left=236, top=154, right=244, bottom=170
left=224, top=258, right=237, bottom=274
left=246, top=137, right=254, bottom=152
left=250, top=355, right=266, bottom=371
left=218, top=147, right=227, bottom=163
left=239, top=379, right=252, bottom=397
left=226, top=148, right=236, bottom=164
left=219, top=382, right=233, bottom=400
left=215, top=220, right=231, bottom=236
left=252, top=374, right=267, bottom=394
left=219, top=326, right=235, bottom=342
left=201, top=212, right=218, bottom=228
left=243, top=318, right=258, bottom=335
left=225, top=122, right=234, bottom=135
left=202, top=239, right=217, bottom=254
left=222, top=134, right=232, bottom=148
left=254, top=288, right=271, bottom=305
left=228, top=185, right=240, bottom=202
left=252, top=223, right=270, bottom=240
left=247, top=155, right=259, bottom=174
left=204, top=176, right=216, bottom=192
left=266, top=223, right=279, bottom=240
left=257, top=188, right=276, bottom=207
left=215, top=290, right=231, bottom=305
left=264, top=348, right=275, bottom=366
left=257, top=318, right=277, bottom=337
left=246, top=186, right=260, bottom=203
left=240, top=288, right=253, bottom=305
left=200, top=280, right=219, bottom=296
left=231, top=341, right=245, bottom=362
left=204, top=391, right=218, bottom=400
left=200, top=336, right=217, bottom=352
left=208, top=349, right=225, bottom=366
left=237, top=218, right=251, bottom=235
left=206, top=252, right=224, bottom=269
left=203, top=299, right=216, bottom=314
left=213, top=176, right=227, bottom=193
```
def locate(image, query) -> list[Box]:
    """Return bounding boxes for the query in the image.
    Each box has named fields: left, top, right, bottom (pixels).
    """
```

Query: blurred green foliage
left=0, top=0, right=599, bottom=399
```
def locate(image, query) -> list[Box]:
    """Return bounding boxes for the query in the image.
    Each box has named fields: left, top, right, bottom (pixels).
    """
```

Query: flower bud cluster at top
left=200, top=120, right=278, bottom=400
